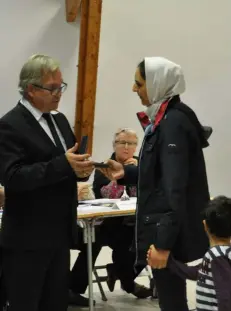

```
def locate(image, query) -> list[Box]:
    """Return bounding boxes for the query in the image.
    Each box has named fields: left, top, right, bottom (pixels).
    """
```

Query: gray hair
left=18, top=54, right=60, bottom=96
left=113, top=128, right=138, bottom=145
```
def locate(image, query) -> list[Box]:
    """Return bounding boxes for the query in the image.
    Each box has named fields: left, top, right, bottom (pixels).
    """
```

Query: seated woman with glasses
left=94, top=128, right=138, bottom=199
left=93, top=128, right=152, bottom=297
left=69, top=129, right=151, bottom=307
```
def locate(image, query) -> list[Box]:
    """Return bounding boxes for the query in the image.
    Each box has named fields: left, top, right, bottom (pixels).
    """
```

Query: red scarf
left=137, top=100, right=170, bottom=132
left=154, top=99, right=169, bottom=128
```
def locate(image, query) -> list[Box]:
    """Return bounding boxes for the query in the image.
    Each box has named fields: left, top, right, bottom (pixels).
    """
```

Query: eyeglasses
left=115, top=140, right=137, bottom=147
left=32, top=82, right=67, bottom=96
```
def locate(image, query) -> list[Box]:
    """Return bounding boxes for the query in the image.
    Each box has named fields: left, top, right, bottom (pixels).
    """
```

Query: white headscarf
left=144, top=57, right=186, bottom=122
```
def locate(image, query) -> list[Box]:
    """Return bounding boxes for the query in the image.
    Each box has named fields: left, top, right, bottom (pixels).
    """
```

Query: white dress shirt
left=20, top=98, right=67, bottom=151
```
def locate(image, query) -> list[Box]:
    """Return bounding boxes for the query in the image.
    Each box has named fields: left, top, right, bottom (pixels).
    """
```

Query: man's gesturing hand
left=66, top=143, right=94, bottom=178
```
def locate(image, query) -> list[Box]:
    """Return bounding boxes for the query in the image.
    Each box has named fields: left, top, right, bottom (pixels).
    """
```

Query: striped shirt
left=197, top=246, right=231, bottom=311
left=168, top=245, right=231, bottom=311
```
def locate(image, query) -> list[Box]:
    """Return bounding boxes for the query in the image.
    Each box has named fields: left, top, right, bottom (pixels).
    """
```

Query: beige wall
left=0, top=0, right=231, bottom=195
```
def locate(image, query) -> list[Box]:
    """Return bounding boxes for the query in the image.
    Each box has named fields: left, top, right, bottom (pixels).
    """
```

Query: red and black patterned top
left=93, top=153, right=138, bottom=200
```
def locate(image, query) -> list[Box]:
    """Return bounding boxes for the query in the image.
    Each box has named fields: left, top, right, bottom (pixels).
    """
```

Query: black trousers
left=70, top=219, right=142, bottom=294
left=153, top=268, right=189, bottom=311
left=0, top=276, right=6, bottom=311
left=70, top=234, right=102, bottom=294
left=0, top=248, right=7, bottom=311
left=3, top=247, right=70, bottom=311
left=105, top=220, right=143, bottom=293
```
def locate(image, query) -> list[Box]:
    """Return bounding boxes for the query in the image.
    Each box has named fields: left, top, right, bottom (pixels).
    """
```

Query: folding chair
left=93, top=264, right=158, bottom=301
left=93, top=265, right=108, bottom=301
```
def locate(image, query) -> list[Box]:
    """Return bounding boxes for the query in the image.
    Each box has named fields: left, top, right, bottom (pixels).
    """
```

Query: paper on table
left=78, top=197, right=137, bottom=211
left=112, top=197, right=137, bottom=210
left=79, top=198, right=119, bottom=205
left=77, top=204, right=114, bottom=215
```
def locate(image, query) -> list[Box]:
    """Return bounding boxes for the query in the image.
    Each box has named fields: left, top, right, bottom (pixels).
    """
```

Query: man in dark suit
left=0, top=54, right=94, bottom=311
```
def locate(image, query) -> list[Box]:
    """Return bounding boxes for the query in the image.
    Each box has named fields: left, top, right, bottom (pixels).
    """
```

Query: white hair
left=18, top=54, right=60, bottom=95
left=113, top=128, right=138, bottom=146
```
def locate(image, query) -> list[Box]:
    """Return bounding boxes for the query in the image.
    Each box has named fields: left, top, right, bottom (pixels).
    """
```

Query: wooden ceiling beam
left=74, top=0, right=102, bottom=154
left=65, top=0, right=82, bottom=22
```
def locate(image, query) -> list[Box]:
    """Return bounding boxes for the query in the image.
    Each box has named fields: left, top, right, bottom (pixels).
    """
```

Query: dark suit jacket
left=0, top=102, right=81, bottom=249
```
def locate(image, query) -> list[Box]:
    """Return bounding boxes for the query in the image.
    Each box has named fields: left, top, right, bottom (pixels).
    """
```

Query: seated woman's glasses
left=115, top=140, right=137, bottom=147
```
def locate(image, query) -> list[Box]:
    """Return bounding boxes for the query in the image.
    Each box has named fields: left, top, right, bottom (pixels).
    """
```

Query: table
left=78, top=205, right=136, bottom=311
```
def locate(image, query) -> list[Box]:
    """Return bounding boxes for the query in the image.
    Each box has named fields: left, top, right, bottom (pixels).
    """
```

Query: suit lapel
left=16, top=103, right=75, bottom=153
left=16, top=103, right=58, bottom=154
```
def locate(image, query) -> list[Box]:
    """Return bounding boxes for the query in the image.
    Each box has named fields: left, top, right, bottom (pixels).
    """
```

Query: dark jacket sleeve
left=0, top=121, right=75, bottom=192
left=211, top=257, right=231, bottom=311
left=168, top=256, right=200, bottom=281
left=118, top=165, right=138, bottom=186
left=93, top=169, right=111, bottom=199
left=155, top=112, right=189, bottom=250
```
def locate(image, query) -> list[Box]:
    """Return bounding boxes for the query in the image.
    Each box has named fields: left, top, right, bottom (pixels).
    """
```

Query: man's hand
left=66, top=143, right=94, bottom=178
left=147, top=245, right=170, bottom=269
left=95, top=159, right=124, bottom=181
left=124, top=158, right=138, bottom=166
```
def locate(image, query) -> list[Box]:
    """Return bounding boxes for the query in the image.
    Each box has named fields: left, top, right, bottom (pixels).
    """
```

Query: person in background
left=93, top=128, right=152, bottom=297
left=147, top=196, right=231, bottom=311
left=93, top=128, right=138, bottom=199
left=69, top=128, right=152, bottom=307
left=97, top=57, right=211, bottom=311
left=0, top=54, right=94, bottom=311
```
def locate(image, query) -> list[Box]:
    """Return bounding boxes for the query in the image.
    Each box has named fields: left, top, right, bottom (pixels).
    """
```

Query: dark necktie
left=42, top=113, right=65, bottom=152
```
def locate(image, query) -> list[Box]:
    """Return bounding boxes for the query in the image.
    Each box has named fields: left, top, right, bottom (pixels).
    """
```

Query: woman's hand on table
left=77, top=183, right=90, bottom=200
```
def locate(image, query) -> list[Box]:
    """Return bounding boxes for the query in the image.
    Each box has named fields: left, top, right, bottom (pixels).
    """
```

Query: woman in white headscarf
left=97, top=57, right=212, bottom=311
left=136, top=57, right=185, bottom=121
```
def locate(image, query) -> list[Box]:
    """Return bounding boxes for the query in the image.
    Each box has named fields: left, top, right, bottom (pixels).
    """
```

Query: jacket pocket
left=141, top=212, right=179, bottom=250
left=143, top=213, right=162, bottom=225
left=137, top=214, right=162, bottom=251
left=155, top=213, right=180, bottom=250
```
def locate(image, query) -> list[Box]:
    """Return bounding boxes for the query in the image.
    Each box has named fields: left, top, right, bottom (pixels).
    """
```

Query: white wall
left=0, top=0, right=80, bottom=126
left=1, top=0, right=231, bottom=195
left=93, top=0, right=231, bottom=196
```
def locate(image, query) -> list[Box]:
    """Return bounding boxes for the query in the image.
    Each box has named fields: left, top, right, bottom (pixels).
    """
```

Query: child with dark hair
left=147, top=196, right=231, bottom=311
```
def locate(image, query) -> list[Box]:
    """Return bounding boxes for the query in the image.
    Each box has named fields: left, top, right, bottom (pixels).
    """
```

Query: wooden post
left=74, top=0, right=102, bottom=154
left=65, top=0, right=82, bottom=22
